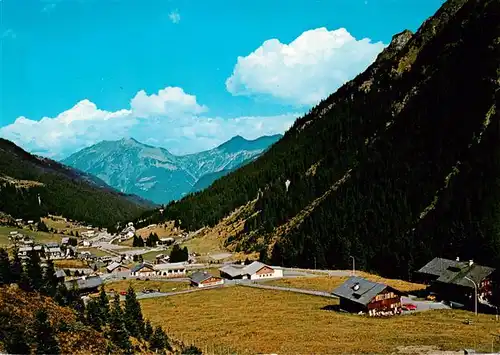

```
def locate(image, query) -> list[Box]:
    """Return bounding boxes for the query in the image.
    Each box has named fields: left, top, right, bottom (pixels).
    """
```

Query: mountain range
left=138, top=0, right=500, bottom=280
left=62, top=135, right=282, bottom=204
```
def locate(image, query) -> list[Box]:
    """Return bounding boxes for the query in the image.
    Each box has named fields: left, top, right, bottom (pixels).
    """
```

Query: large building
left=64, top=276, right=103, bottom=294
left=415, top=257, right=496, bottom=307
left=190, top=271, right=224, bottom=288
left=331, top=276, right=403, bottom=315
left=219, top=261, right=283, bottom=280
left=153, top=262, right=187, bottom=278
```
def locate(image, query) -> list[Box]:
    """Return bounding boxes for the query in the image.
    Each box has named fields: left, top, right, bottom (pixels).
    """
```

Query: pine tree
left=149, top=326, right=169, bottom=352
left=124, top=285, right=144, bottom=338
left=109, top=294, right=131, bottom=350
left=34, top=309, right=60, bottom=355
left=10, top=249, right=23, bottom=284
left=85, top=299, right=103, bottom=331
left=0, top=247, right=12, bottom=285
left=25, top=250, right=43, bottom=291
left=143, top=319, right=153, bottom=341
left=42, top=259, right=59, bottom=297
left=98, top=286, right=110, bottom=322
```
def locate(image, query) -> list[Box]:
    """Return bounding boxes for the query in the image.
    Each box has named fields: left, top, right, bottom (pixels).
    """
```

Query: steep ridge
left=0, top=138, right=150, bottom=229
left=138, top=0, right=500, bottom=279
left=63, top=135, right=282, bottom=203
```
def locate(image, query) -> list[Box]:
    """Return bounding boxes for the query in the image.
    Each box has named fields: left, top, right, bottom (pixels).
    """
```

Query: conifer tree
left=85, top=299, right=103, bottom=331
left=143, top=319, right=153, bottom=341
left=0, top=248, right=11, bottom=285
left=34, top=309, right=60, bottom=355
left=149, top=326, right=169, bottom=352
left=182, top=345, right=202, bottom=355
left=9, top=249, right=22, bottom=284
left=98, top=286, right=110, bottom=322
left=109, top=294, right=131, bottom=350
left=124, top=285, right=144, bottom=338
left=25, top=250, right=43, bottom=291
left=42, top=260, right=59, bottom=297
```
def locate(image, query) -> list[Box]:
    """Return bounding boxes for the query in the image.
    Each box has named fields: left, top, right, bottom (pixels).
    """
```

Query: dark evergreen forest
left=140, top=0, right=499, bottom=279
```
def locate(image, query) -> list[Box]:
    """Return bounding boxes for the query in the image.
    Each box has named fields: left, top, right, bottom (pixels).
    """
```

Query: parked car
left=119, top=291, right=127, bottom=296
left=402, top=303, right=417, bottom=311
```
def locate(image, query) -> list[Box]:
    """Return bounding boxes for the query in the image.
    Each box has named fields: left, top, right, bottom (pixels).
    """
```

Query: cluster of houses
left=13, top=233, right=76, bottom=261
left=330, top=257, right=497, bottom=316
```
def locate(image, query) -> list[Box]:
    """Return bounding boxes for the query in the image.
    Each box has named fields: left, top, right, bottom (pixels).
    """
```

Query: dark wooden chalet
left=415, top=258, right=496, bottom=307
left=331, top=276, right=403, bottom=315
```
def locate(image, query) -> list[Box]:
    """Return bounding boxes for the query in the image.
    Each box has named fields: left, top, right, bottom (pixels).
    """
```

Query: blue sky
left=0, top=0, right=445, bottom=159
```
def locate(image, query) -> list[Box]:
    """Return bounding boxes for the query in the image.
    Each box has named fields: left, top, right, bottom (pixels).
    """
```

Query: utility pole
left=464, top=276, right=478, bottom=316
left=350, top=256, right=355, bottom=276
left=314, top=256, right=317, bottom=270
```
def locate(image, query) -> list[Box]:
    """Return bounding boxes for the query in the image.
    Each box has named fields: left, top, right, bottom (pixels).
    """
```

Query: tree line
left=0, top=247, right=202, bottom=354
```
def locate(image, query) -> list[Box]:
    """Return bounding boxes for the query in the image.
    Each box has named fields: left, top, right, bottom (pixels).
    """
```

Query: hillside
left=0, top=138, right=151, bottom=230
left=0, top=284, right=109, bottom=354
left=139, top=0, right=500, bottom=279
left=63, top=134, right=282, bottom=203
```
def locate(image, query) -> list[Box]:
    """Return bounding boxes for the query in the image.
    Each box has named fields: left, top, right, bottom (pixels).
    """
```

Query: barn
left=331, top=276, right=403, bottom=315
left=190, top=271, right=225, bottom=288
left=219, top=261, right=283, bottom=280
left=130, top=263, right=156, bottom=278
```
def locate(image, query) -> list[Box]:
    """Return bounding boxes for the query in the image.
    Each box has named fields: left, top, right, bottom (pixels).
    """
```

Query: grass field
left=0, top=226, right=63, bottom=246
left=140, top=286, right=500, bottom=354
left=42, top=216, right=88, bottom=235
left=104, top=280, right=191, bottom=293
left=265, top=273, right=426, bottom=294
left=78, top=247, right=112, bottom=257
left=54, top=259, right=89, bottom=269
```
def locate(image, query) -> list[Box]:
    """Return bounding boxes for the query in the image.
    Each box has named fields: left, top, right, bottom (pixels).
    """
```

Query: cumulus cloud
left=226, top=27, right=385, bottom=106
left=168, top=10, right=181, bottom=24
left=0, top=87, right=298, bottom=159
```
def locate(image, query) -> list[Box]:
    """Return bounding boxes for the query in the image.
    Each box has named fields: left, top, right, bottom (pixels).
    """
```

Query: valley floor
left=140, top=286, right=500, bottom=354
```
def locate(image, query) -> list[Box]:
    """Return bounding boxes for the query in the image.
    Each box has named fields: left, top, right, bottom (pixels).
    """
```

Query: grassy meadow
left=105, top=279, right=191, bottom=293
left=265, top=272, right=426, bottom=294
left=140, top=286, right=500, bottom=354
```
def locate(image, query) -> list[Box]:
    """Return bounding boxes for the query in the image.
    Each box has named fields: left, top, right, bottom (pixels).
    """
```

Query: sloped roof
left=331, top=276, right=396, bottom=306
left=417, top=257, right=495, bottom=288
left=64, top=276, right=102, bottom=291
left=190, top=271, right=216, bottom=284
left=219, top=261, right=272, bottom=277
left=45, top=242, right=59, bottom=248
left=106, top=262, right=128, bottom=272
left=131, top=263, right=155, bottom=273
left=54, top=270, right=66, bottom=278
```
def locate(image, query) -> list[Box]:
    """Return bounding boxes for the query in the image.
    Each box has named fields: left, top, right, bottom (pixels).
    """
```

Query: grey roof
left=64, top=276, right=102, bottom=291
left=154, top=262, right=186, bottom=271
left=417, top=258, right=495, bottom=288
left=45, top=242, right=59, bottom=248
left=219, top=261, right=272, bottom=278
left=47, top=247, right=61, bottom=253
left=190, top=271, right=216, bottom=284
left=131, top=263, right=154, bottom=273
left=54, top=270, right=66, bottom=278
left=331, top=276, right=394, bottom=306
left=61, top=237, right=70, bottom=244
left=106, top=261, right=126, bottom=272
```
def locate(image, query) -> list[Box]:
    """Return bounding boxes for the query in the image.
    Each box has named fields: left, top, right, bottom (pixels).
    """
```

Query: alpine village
left=1, top=0, right=500, bottom=354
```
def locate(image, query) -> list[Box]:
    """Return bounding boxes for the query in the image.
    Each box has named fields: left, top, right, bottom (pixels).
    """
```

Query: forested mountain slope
left=139, top=0, right=500, bottom=279
left=0, top=139, right=151, bottom=230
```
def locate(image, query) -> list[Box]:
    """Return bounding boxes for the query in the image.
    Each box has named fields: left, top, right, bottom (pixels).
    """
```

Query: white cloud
left=0, top=87, right=298, bottom=159
left=226, top=27, right=385, bottom=106
left=1, top=29, right=16, bottom=39
left=168, top=10, right=181, bottom=24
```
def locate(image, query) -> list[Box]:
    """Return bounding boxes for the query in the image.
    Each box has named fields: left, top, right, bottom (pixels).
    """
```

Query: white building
left=219, top=261, right=283, bottom=280
left=153, top=262, right=187, bottom=278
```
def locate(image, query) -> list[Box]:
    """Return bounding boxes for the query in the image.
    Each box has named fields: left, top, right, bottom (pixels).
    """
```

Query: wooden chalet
left=190, top=271, right=224, bottom=288
left=331, top=276, right=403, bottom=315
left=415, top=257, right=496, bottom=308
